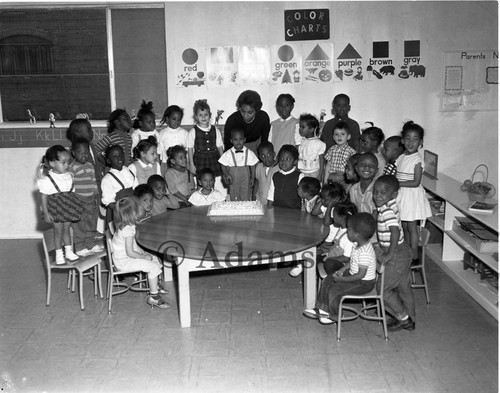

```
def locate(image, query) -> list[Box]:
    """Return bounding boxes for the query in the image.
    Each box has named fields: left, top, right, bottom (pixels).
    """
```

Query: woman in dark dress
left=223, top=90, right=271, bottom=154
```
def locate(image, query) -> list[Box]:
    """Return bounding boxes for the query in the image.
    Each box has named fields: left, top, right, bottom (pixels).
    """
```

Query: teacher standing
left=224, top=90, right=271, bottom=154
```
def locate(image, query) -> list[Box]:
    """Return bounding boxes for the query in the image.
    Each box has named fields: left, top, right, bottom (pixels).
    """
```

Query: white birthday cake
left=207, top=201, right=265, bottom=216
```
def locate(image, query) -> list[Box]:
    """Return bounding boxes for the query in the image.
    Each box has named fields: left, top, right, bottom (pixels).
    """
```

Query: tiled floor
left=0, top=239, right=498, bottom=393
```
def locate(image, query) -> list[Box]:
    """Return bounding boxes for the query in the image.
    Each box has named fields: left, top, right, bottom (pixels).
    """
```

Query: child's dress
left=163, top=167, right=195, bottom=204
left=218, top=147, right=259, bottom=201
left=112, top=224, right=162, bottom=276
left=188, top=125, right=223, bottom=177
left=268, top=116, right=300, bottom=153
left=374, top=151, right=386, bottom=178
left=128, top=160, right=161, bottom=188
left=298, top=136, right=326, bottom=179
left=131, top=129, right=161, bottom=152
left=158, top=126, right=189, bottom=162
left=395, top=152, right=432, bottom=221
left=255, top=162, right=279, bottom=205
left=37, top=170, right=83, bottom=222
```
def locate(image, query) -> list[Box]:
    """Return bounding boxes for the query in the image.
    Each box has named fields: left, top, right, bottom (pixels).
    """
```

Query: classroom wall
left=0, top=1, right=497, bottom=238
left=165, top=1, right=498, bottom=183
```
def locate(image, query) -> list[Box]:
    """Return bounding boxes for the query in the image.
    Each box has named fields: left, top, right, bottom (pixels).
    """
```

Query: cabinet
left=422, top=173, right=498, bottom=320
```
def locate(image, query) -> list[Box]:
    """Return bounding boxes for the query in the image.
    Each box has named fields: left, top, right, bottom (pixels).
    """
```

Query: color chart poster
left=366, top=40, right=397, bottom=81
left=175, top=47, right=207, bottom=88
left=237, top=46, right=271, bottom=85
left=302, top=43, right=334, bottom=84
left=270, top=44, right=302, bottom=85
left=396, top=40, right=426, bottom=80
left=334, top=42, right=365, bottom=82
left=206, top=46, right=238, bottom=87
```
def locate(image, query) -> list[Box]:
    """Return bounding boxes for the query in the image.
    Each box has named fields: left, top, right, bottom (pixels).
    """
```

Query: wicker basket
left=462, top=164, right=496, bottom=202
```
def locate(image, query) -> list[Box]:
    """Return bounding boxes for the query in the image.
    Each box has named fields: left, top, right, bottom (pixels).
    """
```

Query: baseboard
left=0, top=233, right=43, bottom=239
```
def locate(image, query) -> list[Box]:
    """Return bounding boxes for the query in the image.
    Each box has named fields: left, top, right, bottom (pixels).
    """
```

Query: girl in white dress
left=395, top=121, right=432, bottom=261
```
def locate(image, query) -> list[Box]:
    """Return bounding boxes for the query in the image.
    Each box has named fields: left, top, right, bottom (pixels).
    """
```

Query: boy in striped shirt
left=373, top=175, right=415, bottom=332
left=69, top=138, right=104, bottom=256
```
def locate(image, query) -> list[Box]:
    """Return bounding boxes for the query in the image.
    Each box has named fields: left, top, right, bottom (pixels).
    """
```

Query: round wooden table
left=136, top=205, right=326, bottom=327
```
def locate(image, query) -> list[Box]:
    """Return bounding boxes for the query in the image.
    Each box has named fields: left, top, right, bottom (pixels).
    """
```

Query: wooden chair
left=104, top=230, right=148, bottom=313
left=336, top=264, right=388, bottom=341
left=42, top=228, right=103, bottom=311
left=411, top=227, right=431, bottom=304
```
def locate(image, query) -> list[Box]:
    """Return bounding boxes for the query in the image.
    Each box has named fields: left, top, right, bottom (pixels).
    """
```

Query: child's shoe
left=89, top=244, right=105, bottom=253
left=147, top=294, right=170, bottom=309
left=64, top=245, right=79, bottom=262
left=55, top=249, right=66, bottom=265
left=76, top=248, right=91, bottom=257
left=289, top=263, right=303, bottom=277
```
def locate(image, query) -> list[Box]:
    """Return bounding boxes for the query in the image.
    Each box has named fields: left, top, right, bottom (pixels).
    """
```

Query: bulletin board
left=441, top=50, right=498, bottom=111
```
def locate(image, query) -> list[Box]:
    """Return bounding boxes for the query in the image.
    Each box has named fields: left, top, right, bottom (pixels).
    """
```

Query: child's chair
left=336, top=263, right=388, bottom=341
left=411, top=227, right=431, bottom=304
left=104, top=230, right=149, bottom=313
left=42, top=228, right=103, bottom=311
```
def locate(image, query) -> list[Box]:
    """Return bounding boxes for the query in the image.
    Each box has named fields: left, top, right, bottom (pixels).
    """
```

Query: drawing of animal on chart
left=27, top=109, right=36, bottom=124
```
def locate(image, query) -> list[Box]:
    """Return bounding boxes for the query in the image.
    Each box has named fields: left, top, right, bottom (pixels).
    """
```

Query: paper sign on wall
left=441, top=50, right=498, bottom=111
left=206, top=46, right=238, bottom=87
left=270, top=44, right=302, bottom=85
left=302, top=43, right=333, bottom=83
left=366, top=41, right=396, bottom=81
left=175, top=47, right=207, bottom=88
left=396, top=40, right=426, bottom=80
left=238, top=46, right=271, bottom=85
left=334, top=42, right=365, bottom=82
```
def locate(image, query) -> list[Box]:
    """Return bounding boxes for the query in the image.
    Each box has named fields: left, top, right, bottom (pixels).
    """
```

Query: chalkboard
left=0, top=127, right=108, bottom=148
left=0, top=124, right=221, bottom=148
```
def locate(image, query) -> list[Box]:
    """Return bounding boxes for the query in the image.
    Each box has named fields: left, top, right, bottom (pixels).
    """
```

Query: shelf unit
left=422, top=173, right=498, bottom=320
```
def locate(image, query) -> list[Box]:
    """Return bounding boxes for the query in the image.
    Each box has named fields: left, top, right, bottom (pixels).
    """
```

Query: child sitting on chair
left=219, top=128, right=259, bottom=201
left=303, top=212, right=377, bottom=325
left=111, top=196, right=169, bottom=309
left=372, top=175, right=415, bottom=332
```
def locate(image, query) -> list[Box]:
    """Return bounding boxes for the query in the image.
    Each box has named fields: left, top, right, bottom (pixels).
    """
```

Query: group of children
left=37, top=92, right=431, bottom=319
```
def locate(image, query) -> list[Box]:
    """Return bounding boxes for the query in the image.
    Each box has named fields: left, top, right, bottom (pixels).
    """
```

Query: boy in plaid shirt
left=323, top=121, right=357, bottom=185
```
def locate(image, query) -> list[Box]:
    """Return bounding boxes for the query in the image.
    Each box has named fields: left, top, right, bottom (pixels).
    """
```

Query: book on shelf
left=468, top=201, right=497, bottom=214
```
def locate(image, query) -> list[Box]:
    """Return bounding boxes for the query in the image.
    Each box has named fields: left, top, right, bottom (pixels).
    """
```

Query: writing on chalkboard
left=0, top=127, right=108, bottom=148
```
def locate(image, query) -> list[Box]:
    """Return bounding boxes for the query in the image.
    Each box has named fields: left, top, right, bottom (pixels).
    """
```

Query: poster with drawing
left=365, top=40, right=398, bottom=81
left=206, top=46, right=239, bottom=87
left=302, top=43, right=334, bottom=84
left=441, top=50, right=498, bottom=111
left=238, top=46, right=271, bottom=86
left=395, top=40, right=426, bottom=80
left=334, top=42, right=365, bottom=82
left=270, top=44, right=302, bottom=85
left=175, top=47, right=207, bottom=88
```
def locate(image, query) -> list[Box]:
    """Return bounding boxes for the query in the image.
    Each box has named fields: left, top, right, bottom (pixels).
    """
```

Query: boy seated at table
left=188, top=167, right=226, bottom=206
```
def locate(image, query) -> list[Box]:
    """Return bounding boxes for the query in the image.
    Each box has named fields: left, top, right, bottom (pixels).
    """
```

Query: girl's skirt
left=47, top=192, right=84, bottom=222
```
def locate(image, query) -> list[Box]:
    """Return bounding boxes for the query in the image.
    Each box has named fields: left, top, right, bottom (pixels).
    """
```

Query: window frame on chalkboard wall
left=0, top=35, right=53, bottom=75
